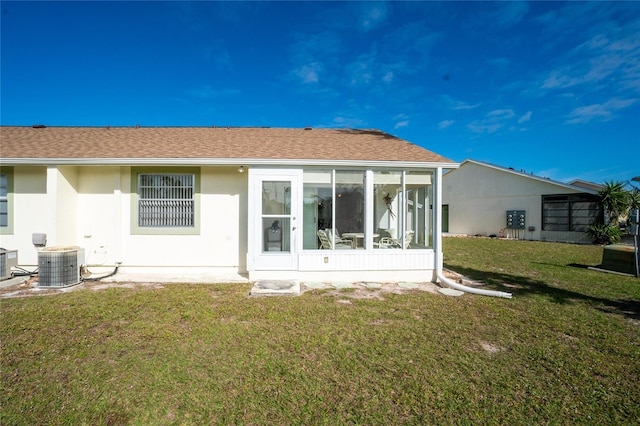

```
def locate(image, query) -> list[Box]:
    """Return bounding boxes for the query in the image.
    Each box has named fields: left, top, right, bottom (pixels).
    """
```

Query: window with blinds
left=138, top=173, right=195, bottom=227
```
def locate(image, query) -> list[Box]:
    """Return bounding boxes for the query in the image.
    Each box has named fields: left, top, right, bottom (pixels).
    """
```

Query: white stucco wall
left=77, top=166, right=124, bottom=266
left=442, top=162, right=585, bottom=241
left=121, top=166, right=247, bottom=269
left=0, top=167, right=48, bottom=264
left=52, top=166, right=79, bottom=247
left=5, top=165, right=248, bottom=271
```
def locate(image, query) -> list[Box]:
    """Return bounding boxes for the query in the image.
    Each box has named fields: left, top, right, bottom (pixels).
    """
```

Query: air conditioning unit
left=38, top=246, right=85, bottom=288
left=0, top=249, right=18, bottom=281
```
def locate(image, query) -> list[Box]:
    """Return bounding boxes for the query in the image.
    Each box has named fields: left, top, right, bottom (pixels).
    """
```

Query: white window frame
left=0, top=167, right=13, bottom=235
left=130, top=167, right=200, bottom=235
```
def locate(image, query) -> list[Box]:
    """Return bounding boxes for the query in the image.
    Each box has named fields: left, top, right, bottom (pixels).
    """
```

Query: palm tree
left=599, top=180, right=629, bottom=225
left=629, top=188, right=640, bottom=211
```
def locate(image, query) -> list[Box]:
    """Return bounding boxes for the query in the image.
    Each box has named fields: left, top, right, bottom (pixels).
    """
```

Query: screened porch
left=301, top=169, right=433, bottom=252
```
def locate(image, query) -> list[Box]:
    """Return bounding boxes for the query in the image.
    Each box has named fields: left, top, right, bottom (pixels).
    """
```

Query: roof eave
left=1, top=158, right=460, bottom=169
left=455, top=159, right=598, bottom=194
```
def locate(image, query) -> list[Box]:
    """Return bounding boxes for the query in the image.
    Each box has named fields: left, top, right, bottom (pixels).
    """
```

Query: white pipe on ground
left=436, top=269, right=513, bottom=299
left=433, top=166, right=512, bottom=299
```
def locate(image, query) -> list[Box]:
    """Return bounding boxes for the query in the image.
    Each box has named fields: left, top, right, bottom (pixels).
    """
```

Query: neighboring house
left=442, top=159, right=602, bottom=243
left=569, top=179, right=605, bottom=193
left=0, top=126, right=458, bottom=282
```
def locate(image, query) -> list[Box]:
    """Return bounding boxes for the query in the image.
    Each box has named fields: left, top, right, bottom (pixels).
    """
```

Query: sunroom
left=247, top=167, right=437, bottom=282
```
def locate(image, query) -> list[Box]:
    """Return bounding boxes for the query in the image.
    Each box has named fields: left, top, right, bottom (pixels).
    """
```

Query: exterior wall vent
left=0, top=249, right=18, bottom=281
left=37, top=246, right=85, bottom=288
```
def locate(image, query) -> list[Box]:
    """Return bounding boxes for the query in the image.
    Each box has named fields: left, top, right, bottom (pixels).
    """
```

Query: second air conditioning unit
left=0, top=249, right=18, bottom=281
left=38, top=246, right=85, bottom=288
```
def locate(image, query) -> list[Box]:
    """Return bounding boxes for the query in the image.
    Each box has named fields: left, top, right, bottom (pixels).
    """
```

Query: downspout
left=433, top=167, right=512, bottom=299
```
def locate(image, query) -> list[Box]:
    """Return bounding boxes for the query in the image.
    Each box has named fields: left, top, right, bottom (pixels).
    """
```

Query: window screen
left=138, top=173, right=195, bottom=227
left=542, top=194, right=601, bottom=232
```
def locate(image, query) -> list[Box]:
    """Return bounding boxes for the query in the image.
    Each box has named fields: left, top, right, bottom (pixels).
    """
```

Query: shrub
left=587, top=221, right=622, bottom=244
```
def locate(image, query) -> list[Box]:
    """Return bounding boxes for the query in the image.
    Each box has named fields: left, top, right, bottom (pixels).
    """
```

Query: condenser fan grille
left=38, top=247, right=84, bottom=287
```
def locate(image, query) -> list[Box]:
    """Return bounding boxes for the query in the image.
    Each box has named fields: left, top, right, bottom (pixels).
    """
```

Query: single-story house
left=0, top=126, right=458, bottom=283
left=442, top=159, right=602, bottom=243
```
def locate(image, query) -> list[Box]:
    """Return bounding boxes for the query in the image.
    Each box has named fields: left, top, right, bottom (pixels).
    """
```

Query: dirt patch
left=480, top=341, right=506, bottom=354
left=304, top=281, right=441, bottom=301
left=0, top=278, right=166, bottom=299
left=2, top=273, right=452, bottom=300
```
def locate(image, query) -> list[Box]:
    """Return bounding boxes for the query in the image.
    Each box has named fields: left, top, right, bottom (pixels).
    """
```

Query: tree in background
left=599, top=180, right=630, bottom=226
left=587, top=180, right=635, bottom=244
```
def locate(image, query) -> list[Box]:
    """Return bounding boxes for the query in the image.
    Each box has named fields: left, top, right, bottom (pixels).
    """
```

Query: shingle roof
left=0, top=126, right=453, bottom=165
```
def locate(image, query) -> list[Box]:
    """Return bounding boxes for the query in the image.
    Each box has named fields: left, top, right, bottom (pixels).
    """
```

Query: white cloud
left=565, top=98, right=638, bottom=124
left=467, top=122, right=502, bottom=134
left=541, top=30, right=640, bottom=95
left=441, top=95, right=480, bottom=111
left=288, top=32, right=342, bottom=86
left=518, top=111, right=532, bottom=123
left=487, top=109, right=515, bottom=119
left=438, top=120, right=455, bottom=130
left=542, top=71, right=579, bottom=90
left=393, top=114, right=409, bottom=129
left=346, top=55, right=375, bottom=87
left=467, top=108, right=519, bottom=134
left=346, top=50, right=401, bottom=87
left=294, top=62, right=323, bottom=84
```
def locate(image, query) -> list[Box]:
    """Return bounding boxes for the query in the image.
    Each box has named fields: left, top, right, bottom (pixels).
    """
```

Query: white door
left=250, top=170, right=301, bottom=270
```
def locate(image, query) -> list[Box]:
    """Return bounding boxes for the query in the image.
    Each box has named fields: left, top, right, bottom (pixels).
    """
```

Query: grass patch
left=2, top=238, right=639, bottom=424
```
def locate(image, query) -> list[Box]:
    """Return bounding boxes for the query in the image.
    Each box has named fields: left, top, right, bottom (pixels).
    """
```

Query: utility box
left=0, top=249, right=18, bottom=281
left=506, top=210, right=526, bottom=229
left=32, top=233, right=47, bottom=247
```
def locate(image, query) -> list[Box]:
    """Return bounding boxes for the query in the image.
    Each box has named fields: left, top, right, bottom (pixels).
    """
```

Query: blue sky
left=1, top=1, right=638, bottom=184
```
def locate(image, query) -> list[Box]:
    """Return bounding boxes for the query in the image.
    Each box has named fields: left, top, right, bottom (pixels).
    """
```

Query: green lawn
left=1, top=238, right=639, bottom=425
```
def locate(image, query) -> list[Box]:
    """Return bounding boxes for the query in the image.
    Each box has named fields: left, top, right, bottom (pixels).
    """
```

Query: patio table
left=341, top=233, right=379, bottom=249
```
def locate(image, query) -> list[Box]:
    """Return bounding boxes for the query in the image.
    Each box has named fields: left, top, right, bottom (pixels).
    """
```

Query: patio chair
left=317, top=229, right=351, bottom=249
left=327, top=228, right=354, bottom=244
left=326, top=228, right=353, bottom=245
left=376, top=230, right=414, bottom=249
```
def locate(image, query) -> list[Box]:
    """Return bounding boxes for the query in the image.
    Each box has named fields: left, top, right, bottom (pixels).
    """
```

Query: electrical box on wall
left=506, top=210, right=526, bottom=230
